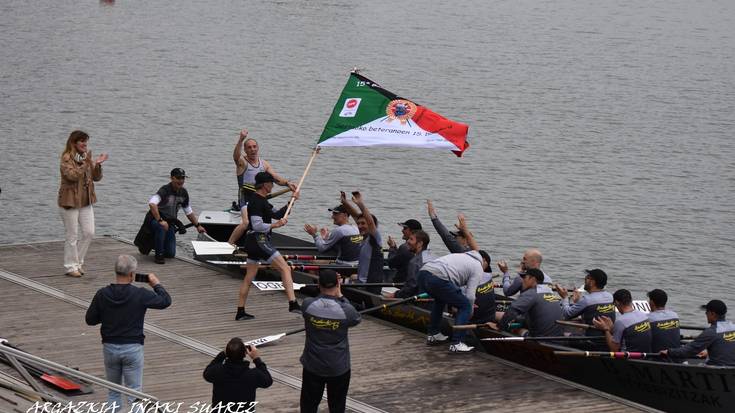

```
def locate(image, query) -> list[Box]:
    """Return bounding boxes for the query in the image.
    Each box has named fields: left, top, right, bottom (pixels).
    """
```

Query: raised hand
left=427, top=199, right=437, bottom=218
left=95, top=153, right=109, bottom=165
left=304, top=224, right=317, bottom=236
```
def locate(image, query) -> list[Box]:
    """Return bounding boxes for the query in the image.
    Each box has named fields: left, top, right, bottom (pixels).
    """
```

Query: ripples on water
left=0, top=0, right=733, bottom=324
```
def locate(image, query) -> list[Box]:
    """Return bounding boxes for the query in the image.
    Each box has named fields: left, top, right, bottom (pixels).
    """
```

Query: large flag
left=317, top=72, right=470, bottom=157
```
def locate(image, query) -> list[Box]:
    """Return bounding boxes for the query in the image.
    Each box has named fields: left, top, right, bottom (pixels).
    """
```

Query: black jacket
left=85, top=283, right=171, bottom=344
left=203, top=352, right=274, bottom=405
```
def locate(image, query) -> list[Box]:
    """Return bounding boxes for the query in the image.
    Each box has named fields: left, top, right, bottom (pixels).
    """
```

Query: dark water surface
left=1, top=0, right=734, bottom=324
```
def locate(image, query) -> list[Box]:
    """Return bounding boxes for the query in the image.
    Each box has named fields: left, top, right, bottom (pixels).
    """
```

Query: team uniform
left=648, top=309, right=681, bottom=353
left=667, top=320, right=735, bottom=366
left=561, top=291, right=616, bottom=336
left=394, top=250, right=435, bottom=299
left=611, top=310, right=653, bottom=352
left=311, top=224, right=362, bottom=264
left=357, top=226, right=384, bottom=294
left=499, top=284, right=563, bottom=337
left=300, top=295, right=361, bottom=413
left=237, top=158, right=266, bottom=209
left=468, top=272, right=497, bottom=324
left=241, top=193, right=287, bottom=264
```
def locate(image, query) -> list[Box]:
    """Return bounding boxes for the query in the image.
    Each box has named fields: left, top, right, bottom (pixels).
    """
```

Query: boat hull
left=474, top=328, right=735, bottom=413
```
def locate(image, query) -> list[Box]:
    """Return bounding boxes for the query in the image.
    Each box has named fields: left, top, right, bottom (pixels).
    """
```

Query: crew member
left=557, top=269, right=615, bottom=348
left=426, top=199, right=469, bottom=253
left=387, top=219, right=422, bottom=283
left=385, top=229, right=433, bottom=299
left=234, top=172, right=300, bottom=320
left=593, top=289, right=652, bottom=352
left=496, top=268, right=563, bottom=337
left=229, top=129, right=297, bottom=243
left=339, top=191, right=384, bottom=294
left=300, top=270, right=361, bottom=413
left=147, top=168, right=206, bottom=264
left=303, top=204, right=362, bottom=265
left=417, top=221, right=490, bottom=353
left=647, top=289, right=681, bottom=353
left=661, top=300, right=735, bottom=366
left=498, top=249, right=553, bottom=297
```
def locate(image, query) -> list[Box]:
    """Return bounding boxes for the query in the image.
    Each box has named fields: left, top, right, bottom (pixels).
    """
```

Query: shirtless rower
left=229, top=129, right=297, bottom=245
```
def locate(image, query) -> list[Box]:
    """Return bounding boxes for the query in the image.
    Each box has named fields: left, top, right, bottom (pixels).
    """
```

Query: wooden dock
left=0, top=237, right=653, bottom=412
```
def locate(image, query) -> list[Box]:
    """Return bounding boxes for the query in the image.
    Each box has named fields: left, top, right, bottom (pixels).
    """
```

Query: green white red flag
left=317, top=72, right=470, bottom=157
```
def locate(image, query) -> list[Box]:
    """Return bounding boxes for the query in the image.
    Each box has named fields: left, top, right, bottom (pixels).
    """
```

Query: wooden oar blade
left=191, top=241, right=235, bottom=256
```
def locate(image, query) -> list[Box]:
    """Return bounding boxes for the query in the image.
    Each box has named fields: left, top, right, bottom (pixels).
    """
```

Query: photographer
left=85, top=255, right=171, bottom=412
left=203, top=338, right=273, bottom=409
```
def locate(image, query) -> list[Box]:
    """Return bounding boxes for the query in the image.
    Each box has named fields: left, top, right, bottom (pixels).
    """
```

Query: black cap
left=524, top=268, right=544, bottom=283
left=319, top=269, right=339, bottom=288
left=170, top=168, right=188, bottom=178
left=398, top=219, right=422, bottom=231
left=328, top=205, right=348, bottom=214
left=584, top=269, right=608, bottom=288
left=254, top=171, right=276, bottom=185
left=701, top=299, right=727, bottom=316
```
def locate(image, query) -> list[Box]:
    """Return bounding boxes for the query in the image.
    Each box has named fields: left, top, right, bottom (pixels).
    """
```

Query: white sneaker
left=448, top=342, right=475, bottom=353
left=426, top=332, right=449, bottom=346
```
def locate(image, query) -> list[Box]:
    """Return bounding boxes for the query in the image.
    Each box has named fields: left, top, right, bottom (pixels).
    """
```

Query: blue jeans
left=103, top=343, right=144, bottom=413
left=149, top=218, right=176, bottom=257
left=419, top=271, right=472, bottom=344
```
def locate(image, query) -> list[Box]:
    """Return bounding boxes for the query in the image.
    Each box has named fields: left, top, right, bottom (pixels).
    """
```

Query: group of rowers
left=223, top=129, right=734, bottom=362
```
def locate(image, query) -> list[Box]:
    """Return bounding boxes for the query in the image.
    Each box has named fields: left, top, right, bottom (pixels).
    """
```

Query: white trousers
left=60, top=205, right=95, bottom=273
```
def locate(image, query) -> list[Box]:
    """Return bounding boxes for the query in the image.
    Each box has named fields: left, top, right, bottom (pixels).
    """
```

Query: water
left=1, top=0, right=733, bottom=325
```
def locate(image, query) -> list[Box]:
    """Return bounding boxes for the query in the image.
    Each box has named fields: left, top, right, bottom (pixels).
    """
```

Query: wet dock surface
left=0, top=237, right=649, bottom=412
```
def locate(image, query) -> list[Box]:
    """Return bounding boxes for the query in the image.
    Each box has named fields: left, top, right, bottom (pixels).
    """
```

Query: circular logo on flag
left=346, top=99, right=359, bottom=109
left=386, top=99, right=417, bottom=125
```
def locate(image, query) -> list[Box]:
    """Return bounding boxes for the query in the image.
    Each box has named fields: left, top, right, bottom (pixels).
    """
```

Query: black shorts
left=244, top=232, right=280, bottom=263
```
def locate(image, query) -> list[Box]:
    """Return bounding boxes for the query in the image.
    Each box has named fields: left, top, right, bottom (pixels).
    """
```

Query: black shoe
left=288, top=300, right=301, bottom=313
left=235, top=310, right=255, bottom=320
left=154, top=255, right=165, bottom=264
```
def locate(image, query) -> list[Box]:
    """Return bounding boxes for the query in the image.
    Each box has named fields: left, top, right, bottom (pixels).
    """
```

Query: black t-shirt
left=155, top=183, right=190, bottom=220
left=246, top=194, right=286, bottom=232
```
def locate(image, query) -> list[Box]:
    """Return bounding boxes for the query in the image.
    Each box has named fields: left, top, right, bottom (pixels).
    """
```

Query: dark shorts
left=244, top=232, right=280, bottom=263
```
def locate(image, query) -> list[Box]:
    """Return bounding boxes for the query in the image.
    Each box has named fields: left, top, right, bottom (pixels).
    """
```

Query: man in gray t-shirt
left=304, top=204, right=362, bottom=264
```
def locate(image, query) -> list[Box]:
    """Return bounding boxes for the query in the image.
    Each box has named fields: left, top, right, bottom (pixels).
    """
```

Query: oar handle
left=267, top=187, right=293, bottom=199
left=679, top=325, right=707, bottom=331
left=555, top=320, right=599, bottom=330
left=554, top=350, right=658, bottom=359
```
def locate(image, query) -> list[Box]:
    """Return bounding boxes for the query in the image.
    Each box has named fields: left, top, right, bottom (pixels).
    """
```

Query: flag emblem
left=339, top=98, right=361, bottom=117
left=385, top=99, right=417, bottom=125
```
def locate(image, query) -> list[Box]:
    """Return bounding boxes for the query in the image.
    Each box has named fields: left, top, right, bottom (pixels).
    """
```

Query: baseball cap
left=254, top=171, right=276, bottom=185
left=398, top=219, right=422, bottom=231
left=701, top=299, right=727, bottom=316
left=584, top=269, right=608, bottom=288
left=319, top=269, right=339, bottom=288
left=170, top=168, right=188, bottom=178
left=328, top=205, right=348, bottom=214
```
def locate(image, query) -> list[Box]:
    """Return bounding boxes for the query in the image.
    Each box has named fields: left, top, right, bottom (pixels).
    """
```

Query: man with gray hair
left=85, top=255, right=171, bottom=412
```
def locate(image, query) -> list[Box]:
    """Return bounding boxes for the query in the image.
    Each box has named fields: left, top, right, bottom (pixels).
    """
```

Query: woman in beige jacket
left=58, top=130, right=108, bottom=277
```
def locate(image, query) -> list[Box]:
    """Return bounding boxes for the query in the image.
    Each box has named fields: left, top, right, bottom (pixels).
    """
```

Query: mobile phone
left=134, top=273, right=149, bottom=283
left=245, top=345, right=253, bottom=352
left=351, top=191, right=360, bottom=196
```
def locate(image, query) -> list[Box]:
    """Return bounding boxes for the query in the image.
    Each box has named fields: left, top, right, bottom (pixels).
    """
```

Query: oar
left=555, top=320, right=601, bottom=330
left=252, top=281, right=403, bottom=291
left=482, top=335, right=606, bottom=342
left=554, top=351, right=660, bottom=359
left=245, top=293, right=430, bottom=347
left=267, top=187, right=293, bottom=199
left=281, top=254, right=339, bottom=261
left=680, top=325, right=706, bottom=331
left=453, top=322, right=523, bottom=330
left=206, top=260, right=389, bottom=272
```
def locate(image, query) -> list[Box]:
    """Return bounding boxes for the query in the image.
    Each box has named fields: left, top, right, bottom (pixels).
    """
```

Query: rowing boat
left=473, top=327, right=735, bottom=412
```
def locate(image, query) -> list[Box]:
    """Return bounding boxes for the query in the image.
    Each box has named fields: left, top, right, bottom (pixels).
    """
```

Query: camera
left=134, top=273, right=149, bottom=283
left=351, top=191, right=360, bottom=196
left=245, top=345, right=253, bottom=352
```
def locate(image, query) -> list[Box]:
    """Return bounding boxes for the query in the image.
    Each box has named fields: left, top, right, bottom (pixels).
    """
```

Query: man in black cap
left=146, top=168, right=206, bottom=264
left=234, top=171, right=301, bottom=320
left=303, top=202, right=362, bottom=265
left=300, top=270, right=361, bottom=413
left=647, top=289, right=681, bottom=353
left=661, top=300, right=735, bottom=365
left=386, top=218, right=422, bottom=283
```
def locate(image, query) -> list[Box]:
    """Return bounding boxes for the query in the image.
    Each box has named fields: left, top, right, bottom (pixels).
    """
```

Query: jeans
left=420, top=271, right=472, bottom=344
left=59, top=205, right=95, bottom=272
left=149, top=218, right=176, bottom=257
left=300, top=368, right=351, bottom=413
left=103, top=343, right=144, bottom=413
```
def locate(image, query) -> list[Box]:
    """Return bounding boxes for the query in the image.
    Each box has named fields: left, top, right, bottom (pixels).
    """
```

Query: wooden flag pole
left=283, top=146, right=320, bottom=219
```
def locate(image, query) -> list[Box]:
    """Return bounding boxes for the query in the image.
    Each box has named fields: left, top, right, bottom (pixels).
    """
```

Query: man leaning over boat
left=661, top=299, right=735, bottom=366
